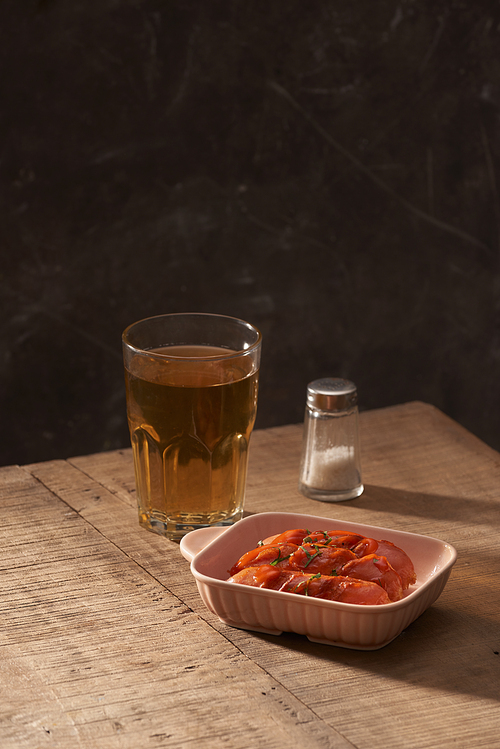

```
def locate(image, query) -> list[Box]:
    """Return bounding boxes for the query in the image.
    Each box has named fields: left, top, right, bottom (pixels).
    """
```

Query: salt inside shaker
left=298, top=377, right=363, bottom=501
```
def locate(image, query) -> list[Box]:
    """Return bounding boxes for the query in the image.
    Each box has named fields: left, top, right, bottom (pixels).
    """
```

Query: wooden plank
left=0, top=464, right=353, bottom=748
left=43, top=401, right=500, bottom=749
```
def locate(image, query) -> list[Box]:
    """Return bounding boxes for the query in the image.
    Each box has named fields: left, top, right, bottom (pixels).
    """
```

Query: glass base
left=139, top=509, right=244, bottom=542
left=298, top=482, right=364, bottom=503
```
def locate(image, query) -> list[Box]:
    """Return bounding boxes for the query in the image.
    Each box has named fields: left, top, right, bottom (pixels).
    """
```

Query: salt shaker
left=298, top=377, right=363, bottom=501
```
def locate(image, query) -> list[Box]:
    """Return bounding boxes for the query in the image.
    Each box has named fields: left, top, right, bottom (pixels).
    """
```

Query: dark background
left=2, top=0, right=500, bottom=467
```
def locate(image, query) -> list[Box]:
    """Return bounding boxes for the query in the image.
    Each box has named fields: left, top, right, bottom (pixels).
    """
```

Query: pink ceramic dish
left=180, top=511, right=457, bottom=650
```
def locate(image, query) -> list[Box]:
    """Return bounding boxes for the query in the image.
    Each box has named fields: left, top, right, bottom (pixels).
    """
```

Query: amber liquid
left=124, top=345, right=259, bottom=539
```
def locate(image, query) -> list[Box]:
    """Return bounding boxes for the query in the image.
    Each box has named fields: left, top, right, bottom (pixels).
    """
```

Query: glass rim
left=122, top=312, right=262, bottom=362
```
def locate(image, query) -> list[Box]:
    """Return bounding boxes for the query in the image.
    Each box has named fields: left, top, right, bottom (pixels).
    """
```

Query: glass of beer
left=122, top=313, right=262, bottom=541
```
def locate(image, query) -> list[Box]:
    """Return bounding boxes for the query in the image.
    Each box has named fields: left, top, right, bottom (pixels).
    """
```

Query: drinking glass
left=122, top=313, right=262, bottom=540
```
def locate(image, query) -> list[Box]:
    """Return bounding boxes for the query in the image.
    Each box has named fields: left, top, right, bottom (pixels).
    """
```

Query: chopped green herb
left=304, top=572, right=321, bottom=596
left=270, top=548, right=292, bottom=566
left=292, top=580, right=307, bottom=594
left=299, top=544, right=312, bottom=560
left=298, top=544, right=323, bottom=568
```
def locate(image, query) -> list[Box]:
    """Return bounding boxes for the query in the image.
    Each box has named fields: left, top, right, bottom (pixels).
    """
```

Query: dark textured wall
left=2, top=0, right=500, bottom=466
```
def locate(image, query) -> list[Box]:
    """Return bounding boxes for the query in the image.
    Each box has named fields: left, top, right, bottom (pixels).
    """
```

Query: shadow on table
left=246, top=600, right=500, bottom=704
left=229, top=483, right=500, bottom=705
left=347, top=483, right=500, bottom=529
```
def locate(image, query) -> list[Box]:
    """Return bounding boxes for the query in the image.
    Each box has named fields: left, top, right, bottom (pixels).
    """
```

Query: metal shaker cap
left=306, top=377, right=358, bottom=411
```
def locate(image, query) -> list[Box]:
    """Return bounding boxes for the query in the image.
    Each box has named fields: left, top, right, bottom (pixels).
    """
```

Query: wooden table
left=1, top=401, right=499, bottom=748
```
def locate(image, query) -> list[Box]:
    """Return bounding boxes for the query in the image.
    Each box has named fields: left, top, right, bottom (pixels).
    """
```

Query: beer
left=124, top=344, right=259, bottom=539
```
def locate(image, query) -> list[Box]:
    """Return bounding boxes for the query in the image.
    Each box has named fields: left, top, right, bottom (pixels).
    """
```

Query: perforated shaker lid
left=306, top=377, right=358, bottom=411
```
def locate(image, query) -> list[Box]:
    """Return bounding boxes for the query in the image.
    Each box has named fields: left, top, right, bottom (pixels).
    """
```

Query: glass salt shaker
left=298, top=378, right=363, bottom=501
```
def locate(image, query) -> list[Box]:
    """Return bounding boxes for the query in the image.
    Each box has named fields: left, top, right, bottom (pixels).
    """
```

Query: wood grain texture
left=2, top=402, right=499, bottom=748
left=1, top=462, right=350, bottom=747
